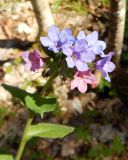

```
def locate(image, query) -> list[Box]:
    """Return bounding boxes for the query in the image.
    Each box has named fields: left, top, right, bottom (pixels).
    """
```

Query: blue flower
left=96, top=52, right=116, bottom=82
left=77, top=31, right=106, bottom=57
left=40, top=25, right=75, bottom=53
left=63, top=39, right=95, bottom=71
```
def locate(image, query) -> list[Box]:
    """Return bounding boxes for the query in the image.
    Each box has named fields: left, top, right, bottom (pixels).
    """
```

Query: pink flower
left=71, top=70, right=97, bottom=93
left=22, top=49, right=44, bottom=72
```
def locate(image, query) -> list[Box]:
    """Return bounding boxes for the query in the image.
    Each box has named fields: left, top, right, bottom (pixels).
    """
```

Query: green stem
left=15, top=114, right=33, bottom=160
left=15, top=66, right=58, bottom=160
left=40, top=67, right=58, bottom=96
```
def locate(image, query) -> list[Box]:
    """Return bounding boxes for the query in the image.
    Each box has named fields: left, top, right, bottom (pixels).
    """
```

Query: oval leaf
left=26, top=123, right=74, bottom=141
left=2, top=84, right=30, bottom=103
left=25, top=95, right=55, bottom=115
left=0, top=155, right=13, bottom=160
left=2, top=84, right=56, bottom=115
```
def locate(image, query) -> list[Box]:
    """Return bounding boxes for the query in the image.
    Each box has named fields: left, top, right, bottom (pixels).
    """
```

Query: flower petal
left=62, top=43, right=73, bottom=56
left=80, top=51, right=95, bottom=63
left=48, top=25, right=59, bottom=42
left=77, top=78, right=87, bottom=93
left=102, top=70, right=111, bottom=82
left=52, top=47, right=60, bottom=53
left=75, top=60, right=88, bottom=71
left=86, top=31, right=98, bottom=46
left=29, top=50, right=43, bottom=71
left=22, top=51, right=29, bottom=62
left=66, top=56, right=75, bottom=68
left=71, top=77, right=87, bottom=93
left=107, top=52, right=115, bottom=60
left=59, top=28, right=74, bottom=43
left=74, top=39, right=88, bottom=52
left=39, top=58, right=44, bottom=68
left=97, top=40, right=106, bottom=50
left=77, top=31, right=86, bottom=40
left=83, top=72, right=97, bottom=85
left=71, top=78, right=78, bottom=90
left=40, top=37, right=54, bottom=47
left=103, top=61, right=115, bottom=73
left=96, top=58, right=107, bottom=70
left=24, top=63, right=31, bottom=71
left=90, top=40, right=106, bottom=55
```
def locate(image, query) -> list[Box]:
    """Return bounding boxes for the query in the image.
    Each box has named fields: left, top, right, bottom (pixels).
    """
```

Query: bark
left=31, top=0, right=55, bottom=34
left=107, top=0, right=126, bottom=67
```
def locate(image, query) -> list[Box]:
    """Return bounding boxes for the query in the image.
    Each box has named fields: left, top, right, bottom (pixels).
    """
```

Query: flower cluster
left=22, top=25, right=115, bottom=93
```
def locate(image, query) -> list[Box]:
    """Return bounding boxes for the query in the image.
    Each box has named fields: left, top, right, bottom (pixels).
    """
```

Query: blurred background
left=0, top=0, right=128, bottom=159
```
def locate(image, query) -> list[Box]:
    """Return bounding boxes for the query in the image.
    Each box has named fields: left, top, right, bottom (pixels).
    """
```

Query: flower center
left=72, top=52, right=80, bottom=61
left=57, top=41, right=63, bottom=48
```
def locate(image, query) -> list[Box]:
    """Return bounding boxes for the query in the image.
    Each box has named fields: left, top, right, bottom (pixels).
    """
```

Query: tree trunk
left=31, top=0, right=55, bottom=34
left=107, top=0, right=126, bottom=67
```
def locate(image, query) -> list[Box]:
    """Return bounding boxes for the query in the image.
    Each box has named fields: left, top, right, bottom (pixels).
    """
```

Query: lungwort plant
left=1, top=25, right=115, bottom=160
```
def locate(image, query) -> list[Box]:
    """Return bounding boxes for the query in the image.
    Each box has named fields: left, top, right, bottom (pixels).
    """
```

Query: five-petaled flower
left=96, top=52, right=116, bottom=82
left=22, top=49, right=44, bottom=72
left=77, top=31, right=106, bottom=57
left=40, top=25, right=75, bottom=53
left=63, top=39, right=95, bottom=71
left=71, top=70, right=98, bottom=93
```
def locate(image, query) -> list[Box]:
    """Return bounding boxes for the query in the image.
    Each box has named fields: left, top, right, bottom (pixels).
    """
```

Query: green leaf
left=25, top=95, right=55, bottom=115
left=26, top=123, right=74, bottom=141
left=0, top=155, right=13, bottom=160
left=2, top=84, right=56, bottom=115
left=2, top=84, right=31, bottom=103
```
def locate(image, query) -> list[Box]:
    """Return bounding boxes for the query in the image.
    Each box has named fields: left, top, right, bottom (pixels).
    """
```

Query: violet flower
left=71, top=70, right=97, bottom=93
left=40, top=25, right=75, bottom=53
left=77, top=31, right=106, bottom=56
left=22, top=49, right=44, bottom=72
left=96, top=52, right=115, bottom=82
left=63, top=39, right=95, bottom=71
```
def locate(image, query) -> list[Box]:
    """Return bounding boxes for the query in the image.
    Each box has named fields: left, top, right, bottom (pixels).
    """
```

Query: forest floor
left=0, top=0, right=128, bottom=160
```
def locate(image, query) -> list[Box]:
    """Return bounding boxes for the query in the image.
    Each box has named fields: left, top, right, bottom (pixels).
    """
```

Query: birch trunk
left=107, top=0, right=126, bottom=67
left=31, top=0, right=55, bottom=34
